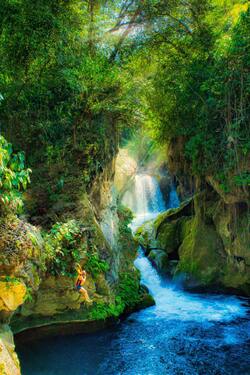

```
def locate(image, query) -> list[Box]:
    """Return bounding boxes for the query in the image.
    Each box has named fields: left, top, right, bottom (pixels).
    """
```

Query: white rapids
left=124, top=173, right=248, bottom=323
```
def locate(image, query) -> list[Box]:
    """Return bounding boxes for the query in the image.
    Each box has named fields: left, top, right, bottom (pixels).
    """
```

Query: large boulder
left=136, top=191, right=250, bottom=295
left=148, top=250, right=168, bottom=272
left=135, top=199, right=193, bottom=258
left=0, top=281, right=26, bottom=314
left=176, top=216, right=225, bottom=287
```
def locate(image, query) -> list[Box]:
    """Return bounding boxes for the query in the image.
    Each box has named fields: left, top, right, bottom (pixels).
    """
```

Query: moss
left=148, top=250, right=168, bottom=272
left=176, top=216, right=225, bottom=286
left=118, top=204, right=137, bottom=258
left=156, top=221, right=178, bottom=251
left=88, top=300, right=124, bottom=320
left=135, top=204, right=193, bottom=261
left=222, top=262, right=250, bottom=291
left=154, top=198, right=193, bottom=227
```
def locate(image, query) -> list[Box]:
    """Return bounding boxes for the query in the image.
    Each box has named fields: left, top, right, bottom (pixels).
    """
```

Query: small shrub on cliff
left=117, top=271, right=141, bottom=308
left=0, top=135, right=31, bottom=214
left=85, top=252, right=109, bottom=278
left=44, top=220, right=86, bottom=277
left=88, top=271, right=142, bottom=320
left=88, top=300, right=124, bottom=320
left=117, top=204, right=134, bottom=234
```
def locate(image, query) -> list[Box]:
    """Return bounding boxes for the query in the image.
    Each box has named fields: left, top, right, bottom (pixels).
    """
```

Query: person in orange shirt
left=75, top=265, right=91, bottom=302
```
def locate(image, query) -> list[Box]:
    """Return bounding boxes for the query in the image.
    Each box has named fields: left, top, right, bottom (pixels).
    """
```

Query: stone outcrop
left=0, top=325, right=21, bottom=375
left=0, top=281, right=26, bottom=314
left=136, top=136, right=249, bottom=295
left=136, top=190, right=250, bottom=295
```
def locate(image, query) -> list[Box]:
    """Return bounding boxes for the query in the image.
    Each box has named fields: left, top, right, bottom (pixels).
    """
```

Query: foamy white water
left=122, top=173, right=178, bottom=230
left=122, top=174, right=166, bottom=215
left=135, top=252, right=247, bottom=323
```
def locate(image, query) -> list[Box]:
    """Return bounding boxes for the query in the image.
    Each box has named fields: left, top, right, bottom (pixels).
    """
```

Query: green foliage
left=44, top=220, right=110, bottom=279
left=0, top=135, right=31, bottom=213
left=85, top=253, right=109, bottom=278
left=132, top=1, right=250, bottom=191
left=117, top=204, right=134, bottom=236
left=117, top=204, right=137, bottom=256
left=88, top=300, right=124, bottom=320
left=2, top=276, right=20, bottom=284
left=24, top=287, right=33, bottom=303
left=0, top=0, right=138, bottom=197
left=117, top=271, right=141, bottom=308
left=0, top=0, right=248, bottom=205
left=89, top=271, right=141, bottom=320
left=44, top=220, right=85, bottom=277
left=234, top=172, right=250, bottom=187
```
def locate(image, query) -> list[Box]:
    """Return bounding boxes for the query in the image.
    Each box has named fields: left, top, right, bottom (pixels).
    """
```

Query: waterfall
left=168, top=186, right=180, bottom=209
left=122, top=173, right=179, bottom=229
left=122, top=174, right=166, bottom=215
left=125, top=173, right=246, bottom=323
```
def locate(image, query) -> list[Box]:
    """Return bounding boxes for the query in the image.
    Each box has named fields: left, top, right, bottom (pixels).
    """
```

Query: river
left=17, top=174, right=250, bottom=375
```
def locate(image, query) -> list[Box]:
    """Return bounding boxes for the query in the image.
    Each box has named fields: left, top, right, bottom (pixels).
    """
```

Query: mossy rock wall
left=3, top=182, right=151, bottom=338
left=136, top=191, right=250, bottom=295
left=0, top=179, right=152, bottom=375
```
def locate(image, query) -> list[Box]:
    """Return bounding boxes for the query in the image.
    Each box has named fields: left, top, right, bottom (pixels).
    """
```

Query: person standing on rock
left=75, top=265, right=91, bottom=303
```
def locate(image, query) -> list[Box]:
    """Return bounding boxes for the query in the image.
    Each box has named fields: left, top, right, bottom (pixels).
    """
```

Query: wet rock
left=137, top=191, right=250, bottom=295
left=148, top=250, right=168, bottom=272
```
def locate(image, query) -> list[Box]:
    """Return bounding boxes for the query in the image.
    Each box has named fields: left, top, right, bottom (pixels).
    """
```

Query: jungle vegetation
left=0, top=0, right=249, bottom=215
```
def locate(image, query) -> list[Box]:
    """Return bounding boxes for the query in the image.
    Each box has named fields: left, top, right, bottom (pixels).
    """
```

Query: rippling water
left=17, top=175, right=250, bottom=375
left=16, top=269, right=250, bottom=375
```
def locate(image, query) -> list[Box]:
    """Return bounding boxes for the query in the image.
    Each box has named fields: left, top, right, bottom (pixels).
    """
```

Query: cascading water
left=129, top=174, right=247, bottom=323
left=122, top=173, right=179, bottom=229
left=135, top=251, right=247, bottom=322
left=122, top=174, right=166, bottom=215
left=17, top=174, right=250, bottom=375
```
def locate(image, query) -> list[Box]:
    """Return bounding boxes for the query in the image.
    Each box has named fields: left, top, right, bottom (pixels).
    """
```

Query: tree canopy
left=0, top=0, right=249, bottom=203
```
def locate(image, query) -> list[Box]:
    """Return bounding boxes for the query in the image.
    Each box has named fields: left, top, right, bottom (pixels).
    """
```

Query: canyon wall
left=136, top=138, right=250, bottom=295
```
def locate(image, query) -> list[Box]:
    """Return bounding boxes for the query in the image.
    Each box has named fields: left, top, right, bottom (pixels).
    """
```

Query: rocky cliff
left=0, top=158, right=153, bottom=374
left=136, top=137, right=250, bottom=296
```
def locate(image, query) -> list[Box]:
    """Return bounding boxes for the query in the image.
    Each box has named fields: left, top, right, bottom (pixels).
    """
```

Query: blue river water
left=17, top=250, right=250, bottom=375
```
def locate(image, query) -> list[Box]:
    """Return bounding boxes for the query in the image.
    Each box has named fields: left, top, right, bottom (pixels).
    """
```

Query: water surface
left=17, top=256, right=250, bottom=375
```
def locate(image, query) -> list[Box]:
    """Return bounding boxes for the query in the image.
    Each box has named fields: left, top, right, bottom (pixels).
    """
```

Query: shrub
left=0, top=135, right=31, bottom=213
left=85, top=252, right=109, bottom=279
left=44, top=220, right=85, bottom=277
